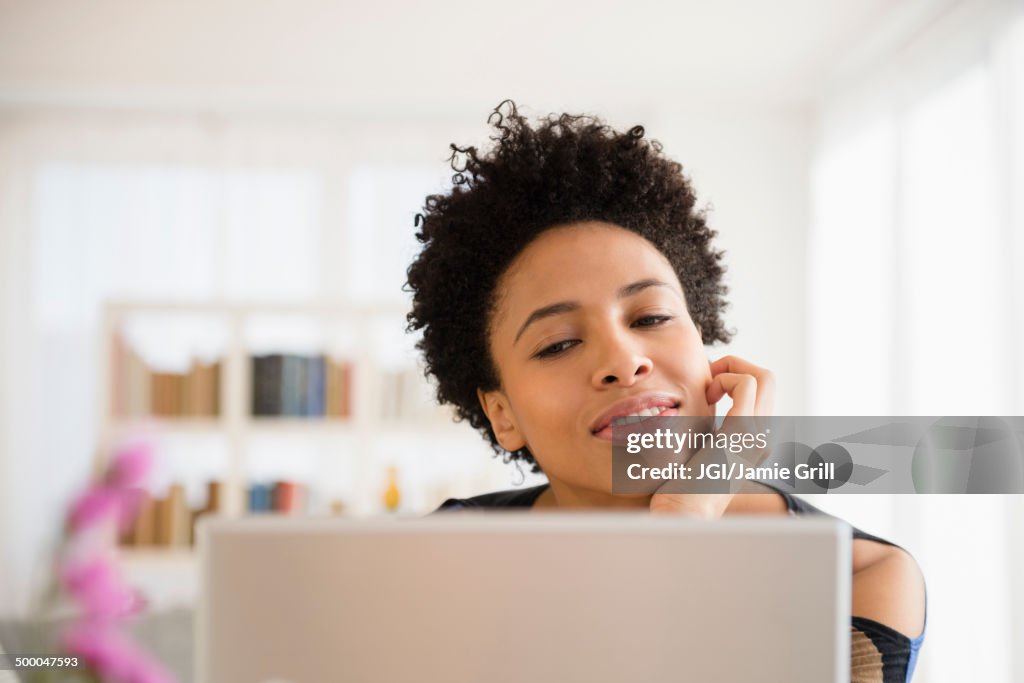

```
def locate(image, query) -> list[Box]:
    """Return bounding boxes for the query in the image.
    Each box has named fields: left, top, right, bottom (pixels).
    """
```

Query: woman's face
left=479, top=221, right=716, bottom=501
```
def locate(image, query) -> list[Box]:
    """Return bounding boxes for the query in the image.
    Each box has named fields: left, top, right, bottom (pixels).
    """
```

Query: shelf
left=107, top=417, right=460, bottom=435
left=117, top=547, right=197, bottom=563
left=372, top=419, right=464, bottom=434
left=109, top=416, right=461, bottom=432
left=247, top=418, right=356, bottom=434
left=99, top=300, right=466, bottom=542
left=116, top=547, right=199, bottom=612
left=109, top=417, right=224, bottom=434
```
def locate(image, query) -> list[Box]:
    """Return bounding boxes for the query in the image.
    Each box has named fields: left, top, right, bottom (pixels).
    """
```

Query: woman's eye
left=534, top=339, right=579, bottom=359
left=633, top=314, right=674, bottom=327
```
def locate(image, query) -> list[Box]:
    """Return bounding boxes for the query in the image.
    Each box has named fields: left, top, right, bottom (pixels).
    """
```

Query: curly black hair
left=405, top=100, right=733, bottom=472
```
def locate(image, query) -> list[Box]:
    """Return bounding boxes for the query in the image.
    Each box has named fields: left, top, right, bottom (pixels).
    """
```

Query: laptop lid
left=198, top=513, right=850, bottom=683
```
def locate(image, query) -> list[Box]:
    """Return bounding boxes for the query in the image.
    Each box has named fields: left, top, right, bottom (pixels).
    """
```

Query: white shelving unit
left=96, top=301, right=543, bottom=610
left=97, top=300, right=464, bottom=522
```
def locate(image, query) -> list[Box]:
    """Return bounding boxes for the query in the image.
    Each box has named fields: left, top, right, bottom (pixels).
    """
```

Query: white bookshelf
left=96, top=300, right=467, bottom=527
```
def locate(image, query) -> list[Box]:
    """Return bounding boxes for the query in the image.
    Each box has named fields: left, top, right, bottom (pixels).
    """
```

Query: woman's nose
left=590, top=330, right=653, bottom=388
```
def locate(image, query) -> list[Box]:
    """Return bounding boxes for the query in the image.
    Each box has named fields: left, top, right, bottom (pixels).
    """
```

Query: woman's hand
left=649, top=355, right=775, bottom=517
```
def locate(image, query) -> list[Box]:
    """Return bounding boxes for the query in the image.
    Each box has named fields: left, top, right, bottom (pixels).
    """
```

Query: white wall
left=651, top=107, right=812, bottom=415
left=0, top=101, right=813, bottom=616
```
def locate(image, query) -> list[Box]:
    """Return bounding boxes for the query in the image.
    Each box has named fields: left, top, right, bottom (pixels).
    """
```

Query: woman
left=406, top=100, right=926, bottom=682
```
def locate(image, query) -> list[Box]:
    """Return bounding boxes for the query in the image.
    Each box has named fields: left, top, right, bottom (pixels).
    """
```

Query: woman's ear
left=477, top=388, right=527, bottom=452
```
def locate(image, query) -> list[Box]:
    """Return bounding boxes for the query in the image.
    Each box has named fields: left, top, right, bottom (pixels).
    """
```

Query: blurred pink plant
left=67, top=487, right=121, bottom=533
left=62, top=621, right=175, bottom=683
left=105, top=443, right=151, bottom=489
left=59, top=555, right=146, bottom=619
left=53, top=440, right=178, bottom=683
left=68, top=442, right=152, bottom=535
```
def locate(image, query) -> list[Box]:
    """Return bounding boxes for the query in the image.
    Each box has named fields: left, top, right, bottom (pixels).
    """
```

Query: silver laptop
left=197, top=513, right=850, bottom=683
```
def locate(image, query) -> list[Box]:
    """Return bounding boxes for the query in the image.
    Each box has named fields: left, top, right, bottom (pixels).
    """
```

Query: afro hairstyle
left=405, top=100, right=733, bottom=472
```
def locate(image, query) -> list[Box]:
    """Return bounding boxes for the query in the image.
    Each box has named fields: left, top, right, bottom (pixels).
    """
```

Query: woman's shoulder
left=768, top=485, right=928, bottom=675
left=763, top=483, right=903, bottom=549
left=434, top=484, right=549, bottom=512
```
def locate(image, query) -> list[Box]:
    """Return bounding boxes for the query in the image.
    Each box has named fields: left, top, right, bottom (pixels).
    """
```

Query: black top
left=436, top=482, right=927, bottom=683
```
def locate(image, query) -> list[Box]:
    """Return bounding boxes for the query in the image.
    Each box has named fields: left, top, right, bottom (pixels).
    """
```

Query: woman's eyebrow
left=514, top=301, right=580, bottom=344
left=513, top=279, right=672, bottom=344
left=618, top=278, right=670, bottom=298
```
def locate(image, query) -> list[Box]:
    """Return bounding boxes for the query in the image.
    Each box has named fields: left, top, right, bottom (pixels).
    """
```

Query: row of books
left=120, top=482, right=221, bottom=547
left=118, top=479, right=306, bottom=547
left=111, top=334, right=442, bottom=421
left=111, top=333, right=221, bottom=417
left=251, top=354, right=353, bottom=418
left=247, top=481, right=306, bottom=513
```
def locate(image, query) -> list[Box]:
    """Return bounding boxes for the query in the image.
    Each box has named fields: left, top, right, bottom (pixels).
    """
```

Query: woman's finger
left=707, top=355, right=775, bottom=416
left=709, top=373, right=763, bottom=466
left=709, top=354, right=768, bottom=379
left=707, top=372, right=757, bottom=415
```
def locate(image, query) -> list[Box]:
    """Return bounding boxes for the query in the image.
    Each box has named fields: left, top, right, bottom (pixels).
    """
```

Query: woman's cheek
left=521, top=373, right=563, bottom=414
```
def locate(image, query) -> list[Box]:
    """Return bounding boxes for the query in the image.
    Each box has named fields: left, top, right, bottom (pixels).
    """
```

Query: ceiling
left=0, top=0, right=936, bottom=114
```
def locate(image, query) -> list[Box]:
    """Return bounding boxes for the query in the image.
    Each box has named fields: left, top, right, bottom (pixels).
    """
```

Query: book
left=125, top=345, right=150, bottom=417
left=111, top=333, right=222, bottom=418
left=251, top=356, right=263, bottom=415
left=153, top=496, right=170, bottom=545
left=272, top=481, right=303, bottom=514
left=280, top=355, right=296, bottom=416
left=165, top=483, right=189, bottom=546
left=325, top=358, right=339, bottom=417
left=251, top=353, right=338, bottom=418
left=195, top=360, right=218, bottom=416
left=307, top=356, right=326, bottom=417
left=339, top=360, right=352, bottom=418
left=211, top=360, right=222, bottom=417
left=130, top=489, right=155, bottom=548
left=252, top=354, right=284, bottom=416
left=205, top=480, right=223, bottom=514
left=188, top=507, right=209, bottom=546
left=247, top=483, right=273, bottom=513
left=295, top=355, right=310, bottom=416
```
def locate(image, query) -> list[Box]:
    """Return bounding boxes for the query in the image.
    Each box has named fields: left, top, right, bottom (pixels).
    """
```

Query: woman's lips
left=592, top=405, right=680, bottom=441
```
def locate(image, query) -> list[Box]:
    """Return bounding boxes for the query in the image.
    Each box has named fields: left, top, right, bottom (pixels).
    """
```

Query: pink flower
left=62, top=622, right=136, bottom=680
left=116, top=486, right=148, bottom=534
left=68, top=442, right=154, bottom=533
left=61, top=622, right=176, bottom=683
left=68, top=487, right=120, bottom=533
left=59, top=556, right=143, bottom=619
left=56, top=437, right=176, bottom=681
left=107, top=442, right=153, bottom=490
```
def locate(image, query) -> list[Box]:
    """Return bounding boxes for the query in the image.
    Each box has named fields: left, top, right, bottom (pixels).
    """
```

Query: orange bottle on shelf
left=383, top=465, right=401, bottom=512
